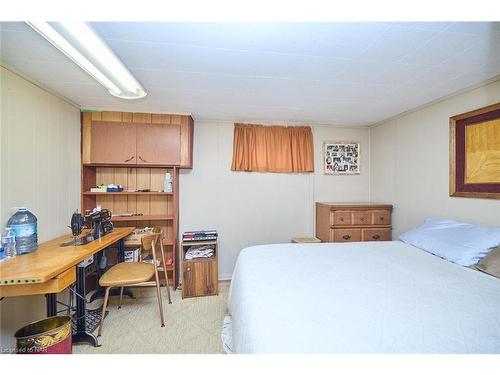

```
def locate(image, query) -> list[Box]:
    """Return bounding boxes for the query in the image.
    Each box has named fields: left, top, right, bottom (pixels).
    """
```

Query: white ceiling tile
left=1, top=21, right=498, bottom=126
left=444, top=38, right=500, bottom=68
left=334, top=60, right=390, bottom=84
left=400, top=31, right=480, bottom=66
left=93, top=22, right=390, bottom=59
left=445, top=22, right=500, bottom=35
left=390, top=22, right=454, bottom=31
left=361, top=26, right=437, bottom=62
left=369, top=63, right=431, bottom=85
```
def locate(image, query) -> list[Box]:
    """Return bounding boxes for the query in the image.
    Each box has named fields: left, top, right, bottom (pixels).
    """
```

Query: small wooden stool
left=291, top=237, right=321, bottom=243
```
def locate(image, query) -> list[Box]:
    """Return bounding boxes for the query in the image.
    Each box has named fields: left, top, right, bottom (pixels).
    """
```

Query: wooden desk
left=0, top=227, right=134, bottom=346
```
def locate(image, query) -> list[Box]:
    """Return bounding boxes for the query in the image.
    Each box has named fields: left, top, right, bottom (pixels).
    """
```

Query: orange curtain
left=231, top=123, right=314, bottom=173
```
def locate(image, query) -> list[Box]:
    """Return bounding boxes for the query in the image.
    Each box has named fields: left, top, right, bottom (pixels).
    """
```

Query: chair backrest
left=141, top=233, right=160, bottom=265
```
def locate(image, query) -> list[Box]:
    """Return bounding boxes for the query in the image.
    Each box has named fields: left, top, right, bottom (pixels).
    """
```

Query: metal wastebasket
left=14, top=316, right=72, bottom=354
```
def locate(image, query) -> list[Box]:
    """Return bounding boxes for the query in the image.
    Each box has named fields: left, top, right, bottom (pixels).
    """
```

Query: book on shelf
left=182, top=230, right=218, bottom=242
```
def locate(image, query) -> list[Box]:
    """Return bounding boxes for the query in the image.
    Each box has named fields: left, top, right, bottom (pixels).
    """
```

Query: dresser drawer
left=352, top=211, right=371, bottom=225
left=331, top=228, right=361, bottom=242
left=361, top=228, right=391, bottom=241
left=372, top=210, right=391, bottom=225
left=331, top=211, right=352, bottom=226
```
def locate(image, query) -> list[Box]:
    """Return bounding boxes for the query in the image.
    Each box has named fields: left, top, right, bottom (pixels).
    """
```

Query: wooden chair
left=97, top=233, right=167, bottom=337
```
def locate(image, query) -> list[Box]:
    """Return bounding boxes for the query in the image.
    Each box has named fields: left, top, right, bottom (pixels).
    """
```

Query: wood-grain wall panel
left=122, top=112, right=132, bottom=122
left=152, top=114, right=171, bottom=124
left=113, top=168, right=128, bottom=213
left=171, top=115, right=181, bottom=124
left=101, top=111, right=123, bottom=122
left=126, top=168, right=137, bottom=213
left=136, top=168, right=151, bottom=215
left=133, top=113, right=151, bottom=123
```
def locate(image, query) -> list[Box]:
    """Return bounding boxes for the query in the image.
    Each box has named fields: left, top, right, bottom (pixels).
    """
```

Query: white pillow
left=399, top=217, right=500, bottom=266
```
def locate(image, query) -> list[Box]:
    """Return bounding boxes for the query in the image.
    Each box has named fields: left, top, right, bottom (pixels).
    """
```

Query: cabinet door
left=183, top=260, right=217, bottom=298
left=90, top=121, right=137, bottom=164
left=136, top=123, right=181, bottom=166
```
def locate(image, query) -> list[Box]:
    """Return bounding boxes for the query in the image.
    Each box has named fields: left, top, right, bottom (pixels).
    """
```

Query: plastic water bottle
left=1, top=228, right=17, bottom=259
left=7, top=208, right=38, bottom=254
left=164, top=172, right=172, bottom=193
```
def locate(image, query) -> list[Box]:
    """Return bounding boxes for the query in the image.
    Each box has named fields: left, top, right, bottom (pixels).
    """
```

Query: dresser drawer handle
left=340, top=218, right=344, bottom=221
left=379, top=217, right=385, bottom=221
left=342, top=234, right=351, bottom=240
left=372, top=234, right=381, bottom=240
left=360, top=217, right=365, bottom=221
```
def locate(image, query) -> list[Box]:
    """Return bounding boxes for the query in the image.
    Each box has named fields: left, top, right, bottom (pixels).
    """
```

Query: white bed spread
left=228, top=241, right=500, bottom=353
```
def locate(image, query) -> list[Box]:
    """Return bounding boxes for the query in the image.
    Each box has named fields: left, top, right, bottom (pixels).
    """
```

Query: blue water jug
left=7, top=208, right=38, bottom=254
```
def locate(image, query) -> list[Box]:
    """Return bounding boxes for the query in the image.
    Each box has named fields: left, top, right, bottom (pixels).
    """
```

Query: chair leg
left=165, top=275, right=172, bottom=305
left=118, top=286, right=124, bottom=309
left=98, top=287, right=111, bottom=337
left=155, top=279, right=165, bottom=327
left=159, top=241, right=172, bottom=304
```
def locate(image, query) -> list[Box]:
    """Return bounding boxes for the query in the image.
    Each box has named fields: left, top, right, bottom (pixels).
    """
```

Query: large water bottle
left=1, top=227, right=17, bottom=258
left=7, top=208, right=38, bottom=254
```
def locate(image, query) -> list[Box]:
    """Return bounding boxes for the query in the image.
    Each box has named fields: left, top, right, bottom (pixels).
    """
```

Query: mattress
left=227, top=241, right=500, bottom=353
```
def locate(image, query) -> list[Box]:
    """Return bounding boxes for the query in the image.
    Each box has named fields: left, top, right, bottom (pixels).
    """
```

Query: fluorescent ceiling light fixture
left=26, top=21, right=147, bottom=99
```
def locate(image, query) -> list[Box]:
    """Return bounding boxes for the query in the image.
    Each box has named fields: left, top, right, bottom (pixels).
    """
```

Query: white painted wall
left=370, top=79, right=500, bottom=237
left=179, top=121, right=370, bottom=278
left=0, top=67, right=81, bottom=350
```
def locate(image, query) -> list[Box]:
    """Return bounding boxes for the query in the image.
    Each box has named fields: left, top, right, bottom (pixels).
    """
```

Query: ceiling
left=1, top=22, right=499, bottom=126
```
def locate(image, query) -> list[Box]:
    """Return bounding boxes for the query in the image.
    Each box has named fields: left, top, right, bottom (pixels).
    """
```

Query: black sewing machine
left=62, top=209, right=114, bottom=246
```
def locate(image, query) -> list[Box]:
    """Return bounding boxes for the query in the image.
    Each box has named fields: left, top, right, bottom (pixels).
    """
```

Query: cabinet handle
left=360, top=217, right=365, bottom=221
left=124, top=156, right=135, bottom=162
left=372, top=234, right=381, bottom=240
left=186, top=267, right=191, bottom=272
left=138, top=155, right=148, bottom=163
left=342, top=234, right=351, bottom=240
left=340, top=218, right=344, bottom=221
left=379, top=217, right=385, bottom=221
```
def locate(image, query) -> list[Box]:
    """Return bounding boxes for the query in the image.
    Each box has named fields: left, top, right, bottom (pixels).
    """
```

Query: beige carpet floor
left=73, top=281, right=229, bottom=354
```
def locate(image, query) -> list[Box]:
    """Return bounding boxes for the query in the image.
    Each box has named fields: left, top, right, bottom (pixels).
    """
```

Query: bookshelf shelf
left=110, top=215, right=175, bottom=222
left=83, top=191, right=173, bottom=196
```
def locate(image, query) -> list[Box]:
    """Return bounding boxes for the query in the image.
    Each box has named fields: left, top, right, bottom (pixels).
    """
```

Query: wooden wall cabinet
left=316, top=202, right=393, bottom=243
left=181, top=241, right=218, bottom=298
left=90, top=121, right=137, bottom=164
left=83, top=111, right=193, bottom=168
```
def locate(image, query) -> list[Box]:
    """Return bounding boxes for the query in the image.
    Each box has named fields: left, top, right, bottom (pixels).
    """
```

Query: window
left=231, top=123, right=314, bottom=173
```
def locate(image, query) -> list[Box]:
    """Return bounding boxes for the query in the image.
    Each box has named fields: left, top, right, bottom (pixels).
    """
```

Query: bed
left=227, top=241, right=500, bottom=353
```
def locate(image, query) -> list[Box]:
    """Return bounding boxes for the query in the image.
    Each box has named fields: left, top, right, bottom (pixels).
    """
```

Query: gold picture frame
left=450, top=102, right=500, bottom=199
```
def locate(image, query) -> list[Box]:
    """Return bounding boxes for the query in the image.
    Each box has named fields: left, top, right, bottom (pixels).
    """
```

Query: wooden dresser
left=316, top=202, right=393, bottom=242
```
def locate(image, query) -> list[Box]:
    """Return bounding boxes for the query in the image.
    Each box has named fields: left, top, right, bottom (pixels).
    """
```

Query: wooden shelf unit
left=81, top=111, right=193, bottom=289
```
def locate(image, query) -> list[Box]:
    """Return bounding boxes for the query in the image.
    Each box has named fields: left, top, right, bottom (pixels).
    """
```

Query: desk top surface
left=0, top=227, right=134, bottom=285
